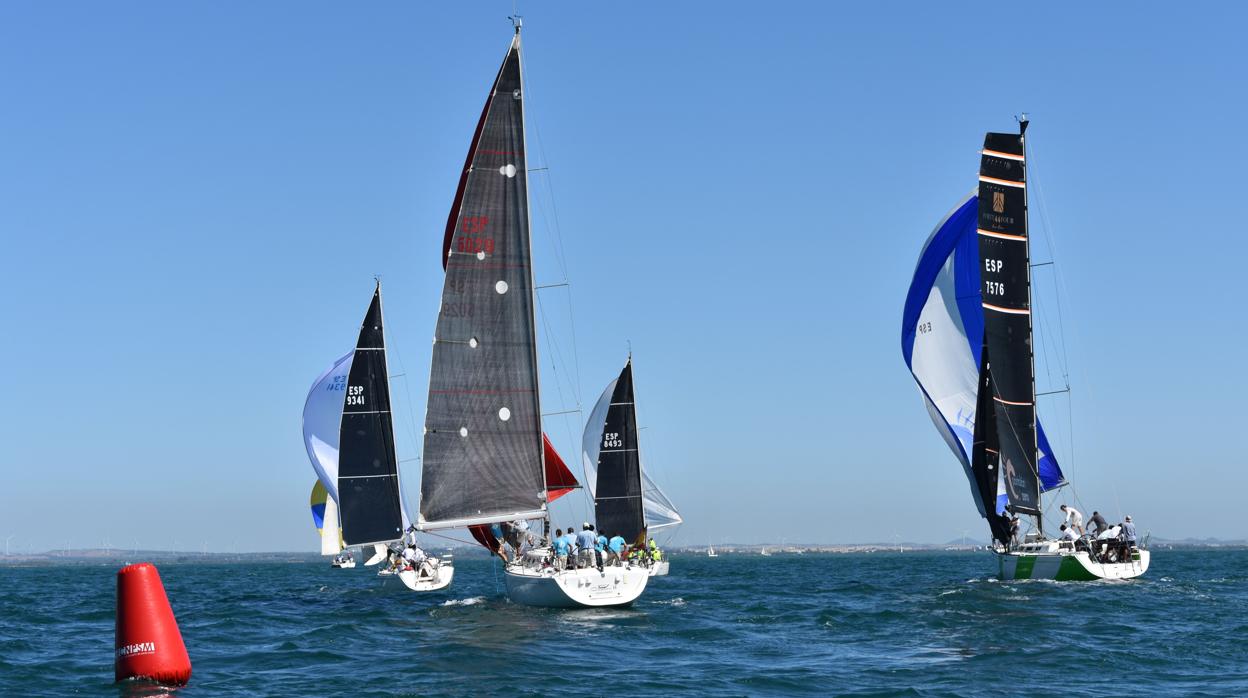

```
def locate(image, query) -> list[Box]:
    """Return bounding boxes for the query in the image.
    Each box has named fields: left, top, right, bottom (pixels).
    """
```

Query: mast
left=1018, top=116, right=1041, bottom=536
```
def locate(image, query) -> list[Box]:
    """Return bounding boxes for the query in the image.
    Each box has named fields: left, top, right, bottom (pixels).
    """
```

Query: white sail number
left=346, top=385, right=366, bottom=406
left=984, top=259, right=1004, bottom=273
left=603, top=432, right=623, bottom=448
left=985, top=281, right=1006, bottom=296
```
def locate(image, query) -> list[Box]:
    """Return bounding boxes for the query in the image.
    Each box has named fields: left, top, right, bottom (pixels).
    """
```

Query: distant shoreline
left=2, top=540, right=1243, bottom=566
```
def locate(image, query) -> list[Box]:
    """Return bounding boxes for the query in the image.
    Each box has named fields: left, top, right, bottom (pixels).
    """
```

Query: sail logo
left=115, top=641, right=156, bottom=658
left=346, top=385, right=366, bottom=407
left=992, top=191, right=1006, bottom=214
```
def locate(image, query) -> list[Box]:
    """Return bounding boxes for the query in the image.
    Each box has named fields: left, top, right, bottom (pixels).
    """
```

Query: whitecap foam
left=442, top=596, right=485, bottom=607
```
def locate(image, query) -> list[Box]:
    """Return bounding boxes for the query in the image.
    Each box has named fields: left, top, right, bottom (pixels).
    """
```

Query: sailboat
left=582, top=357, right=682, bottom=577
left=414, top=21, right=647, bottom=608
left=707, top=545, right=718, bottom=558
left=902, top=119, right=1149, bottom=581
left=336, top=284, right=453, bottom=592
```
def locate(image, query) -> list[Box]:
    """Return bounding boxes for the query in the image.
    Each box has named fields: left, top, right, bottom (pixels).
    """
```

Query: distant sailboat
left=582, top=357, right=680, bottom=577
left=707, top=545, right=718, bottom=558
left=336, top=284, right=453, bottom=591
left=760, top=547, right=770, bottom=557
left=902, top=118, right=1149, bottom=581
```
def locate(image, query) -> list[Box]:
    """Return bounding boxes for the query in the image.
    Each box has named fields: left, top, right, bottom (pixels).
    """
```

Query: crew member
left=1059, top=504, right=1084, bottom=536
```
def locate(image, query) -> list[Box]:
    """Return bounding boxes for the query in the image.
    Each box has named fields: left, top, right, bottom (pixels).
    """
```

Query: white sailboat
left=582, top=357, right=681, bottom=578
left=902, top=118, right=1148, bottom=581
left=707, top=545, right=718, bottom=558
left=326, top=284, right=454, bottom=592
left=415, top=22, right=648, bottom=607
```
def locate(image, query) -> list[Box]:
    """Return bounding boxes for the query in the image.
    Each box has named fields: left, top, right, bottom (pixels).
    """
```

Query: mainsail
left=419, top=32, right=548, bottom=530
left=583, top=368, right=682, bottom=532
left=977, top=127, right=1040, bottom=515
left=586, top=360, right=647, bottom=544
left=338, top=285, right=405, bottom=546
left=902, top=187, right=1065, bottom=542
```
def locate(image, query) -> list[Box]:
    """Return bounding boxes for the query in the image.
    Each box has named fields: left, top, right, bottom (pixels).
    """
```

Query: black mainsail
left=593, top=360, right=646, bottom=545
left=976, top=122, right=1041, bottom=517
left=418, top=30, right=548, bottom=529
left=338, top=284, right=405, bottom=545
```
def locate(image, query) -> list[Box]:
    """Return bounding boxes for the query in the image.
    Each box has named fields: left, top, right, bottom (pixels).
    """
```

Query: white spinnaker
left=302, top=352, right=353, bottom=503
left=321, top=496, right=343, bottom=555
left=906, top=195, right=985, bottom=516
left=581, top=377, right=682, bottom=531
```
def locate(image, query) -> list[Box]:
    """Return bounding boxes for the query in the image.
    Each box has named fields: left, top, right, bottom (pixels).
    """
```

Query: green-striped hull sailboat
left=902, top=118, right=1148, bottom=581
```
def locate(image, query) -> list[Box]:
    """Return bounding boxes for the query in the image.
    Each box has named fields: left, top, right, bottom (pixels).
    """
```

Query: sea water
left=1, top=549, right=1245, bottom=696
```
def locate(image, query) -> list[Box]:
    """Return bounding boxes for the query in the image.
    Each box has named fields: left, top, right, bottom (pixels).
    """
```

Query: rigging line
left=519, top=50, right=583, bottom=403
left=1028, top=134, right=1081, bottom=478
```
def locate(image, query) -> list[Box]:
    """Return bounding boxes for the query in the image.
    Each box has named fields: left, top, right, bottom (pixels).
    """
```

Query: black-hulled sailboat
left=901, top=119, right=1148, bottom=581
left=582, top=357, right=681, bottom=577
left=331, top=283, right=454, bottom=591
left=415, top=21, right=648, bottom=607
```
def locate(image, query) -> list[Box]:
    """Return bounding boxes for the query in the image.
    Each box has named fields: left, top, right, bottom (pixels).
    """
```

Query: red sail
left=543, top=433, right=579, bottom=503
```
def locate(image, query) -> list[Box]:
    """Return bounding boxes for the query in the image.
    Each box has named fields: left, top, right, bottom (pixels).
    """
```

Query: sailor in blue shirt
left=595, top=529, right=608, bottom=571
left=560, top=526, right=578, bottom=568
left=607, top=535, right=626, bottom=566
left=551, top=528, right=570, bottom=570
left=575, top=524, right=597, bottom=570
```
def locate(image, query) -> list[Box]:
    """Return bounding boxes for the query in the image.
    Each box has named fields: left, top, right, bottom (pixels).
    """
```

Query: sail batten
left=419, top=36, right=547, bottom=529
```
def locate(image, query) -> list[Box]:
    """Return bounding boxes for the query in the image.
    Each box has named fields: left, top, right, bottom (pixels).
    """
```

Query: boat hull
left=379, top=564, right=454, bottom=592
left=998, top=549, right=1150, bottom=581
left=504, top=564, right=649, bottom=608
left=649, top=560, right=669, bottom=577
left=331, top=560, right=356, bottom=569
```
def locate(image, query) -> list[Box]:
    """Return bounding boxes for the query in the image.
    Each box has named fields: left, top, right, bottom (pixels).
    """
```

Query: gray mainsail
left=418, top=30, right=547, bottom=530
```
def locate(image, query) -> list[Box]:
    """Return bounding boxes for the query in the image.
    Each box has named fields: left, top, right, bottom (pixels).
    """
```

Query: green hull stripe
left=1055, top=555, right=1101, bottom=581
left=1014, top=555, right=1036, bottom=579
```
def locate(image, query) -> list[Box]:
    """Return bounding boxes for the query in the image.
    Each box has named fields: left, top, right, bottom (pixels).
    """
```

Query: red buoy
left=115, top=563, right=192, bottom=685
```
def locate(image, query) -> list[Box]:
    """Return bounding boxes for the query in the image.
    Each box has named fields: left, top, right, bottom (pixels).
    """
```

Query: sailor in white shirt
left=1059, top=504, right=1084, bottom=536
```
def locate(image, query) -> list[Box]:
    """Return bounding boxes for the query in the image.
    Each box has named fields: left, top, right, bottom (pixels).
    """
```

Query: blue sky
left=2, top=2, right=1244, bottom=552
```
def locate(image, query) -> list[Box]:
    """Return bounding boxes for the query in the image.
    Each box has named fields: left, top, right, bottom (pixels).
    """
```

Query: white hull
left=379, top=556, right=455, bottom=592
left=331, top=560, right=356, bottom=569
left=649, top=560, right=669, bottom=577
left=504, top=564, right=649, bottom=608
left=998, top=543, right=1150, bottom=581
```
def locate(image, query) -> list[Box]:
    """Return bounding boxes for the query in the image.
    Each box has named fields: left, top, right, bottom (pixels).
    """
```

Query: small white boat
left=504, top=551, right=648, bottom=608
left=760, top=547, right=771, bottom=557
left=707, top=545, right=717, bottom=558
left=381, top=555, right=456, bottom=592
left=648, top=560, right=670, bottom=577
left=331, top=557, right=356, bottom=569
